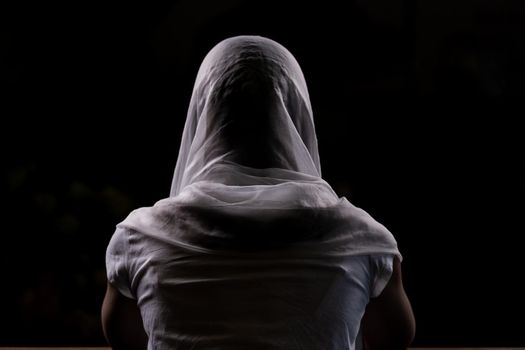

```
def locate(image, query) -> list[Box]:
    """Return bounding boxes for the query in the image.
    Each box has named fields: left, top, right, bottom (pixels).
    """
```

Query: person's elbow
left=386, top=316, right=416, bottom=350
left=364, top=316, right=415, bottom=350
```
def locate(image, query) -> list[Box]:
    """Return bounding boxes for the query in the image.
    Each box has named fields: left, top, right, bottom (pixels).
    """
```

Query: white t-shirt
left=106, top=226, right=394, bottom=350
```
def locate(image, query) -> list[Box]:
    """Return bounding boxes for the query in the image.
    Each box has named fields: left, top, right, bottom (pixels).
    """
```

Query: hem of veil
left=117, top=223, right=400, bottom=259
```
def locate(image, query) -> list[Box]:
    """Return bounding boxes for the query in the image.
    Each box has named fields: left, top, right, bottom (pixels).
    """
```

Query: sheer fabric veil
left=119, top=36, right=400, bottom=258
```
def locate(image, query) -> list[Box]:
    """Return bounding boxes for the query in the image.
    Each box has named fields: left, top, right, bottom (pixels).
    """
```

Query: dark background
left=2, top=0, right=524, bottom=346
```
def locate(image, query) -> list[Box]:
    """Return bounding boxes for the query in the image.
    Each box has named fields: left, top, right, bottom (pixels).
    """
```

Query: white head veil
left=119, top=36, right=400, bottom=258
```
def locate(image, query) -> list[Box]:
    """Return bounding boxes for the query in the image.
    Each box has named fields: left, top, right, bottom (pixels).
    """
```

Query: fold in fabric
left=109, top=35, right=402, bottom=350
left=119, top=35, right=400, bottom=261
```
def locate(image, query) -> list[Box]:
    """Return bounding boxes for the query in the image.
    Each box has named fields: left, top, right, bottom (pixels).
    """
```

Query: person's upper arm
left=103, top=227, right=147, bottom=349
left=362, top=256, right=416, bottom=350
left=105, top=227, right=134, bottom=299
left=102, top=282, right=148, bottom=350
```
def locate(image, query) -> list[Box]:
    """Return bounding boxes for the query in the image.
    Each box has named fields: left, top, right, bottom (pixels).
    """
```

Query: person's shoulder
left=337, top=199, right=391, bottom=233
left=333, top=199, right=400, bottom=254
left=116, top=197, right=180, bottom=231
left=107, top=225, right=132, bottom=258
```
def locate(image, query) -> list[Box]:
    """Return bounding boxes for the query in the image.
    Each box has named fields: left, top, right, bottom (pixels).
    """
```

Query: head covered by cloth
left=119, top=36, right=400, bottom=257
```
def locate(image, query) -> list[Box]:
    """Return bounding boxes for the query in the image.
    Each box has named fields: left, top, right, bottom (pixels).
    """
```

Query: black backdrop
left=2, top=0, right=524, bottom=346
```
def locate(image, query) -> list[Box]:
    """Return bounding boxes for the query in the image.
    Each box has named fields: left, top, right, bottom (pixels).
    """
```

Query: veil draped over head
left=120, top=36, right=400, bottom=258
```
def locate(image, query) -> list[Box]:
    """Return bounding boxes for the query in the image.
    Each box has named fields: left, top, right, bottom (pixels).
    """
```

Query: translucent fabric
left=109, top=35, right=402, bottom=350
left=119, top=36, right=401, bottom=259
